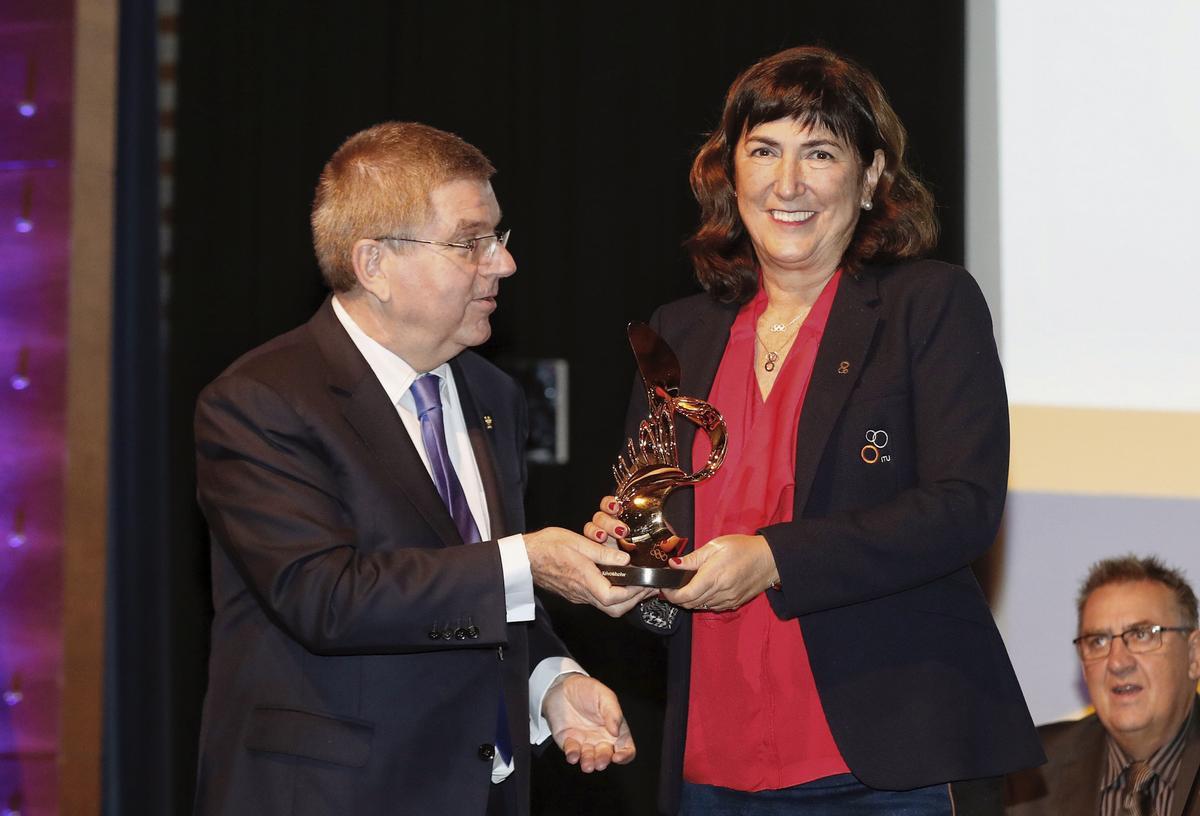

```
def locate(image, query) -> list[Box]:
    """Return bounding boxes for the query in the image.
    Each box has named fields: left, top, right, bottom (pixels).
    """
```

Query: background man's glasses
left=375, top=229, right=511, bottom=265
left=1072, top=624, right=1195, bottom=661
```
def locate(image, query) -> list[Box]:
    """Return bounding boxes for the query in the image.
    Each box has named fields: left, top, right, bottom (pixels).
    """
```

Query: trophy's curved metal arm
left=671, top=396, right=727, bottom=484
left=607, top=323, right=727, bottom=587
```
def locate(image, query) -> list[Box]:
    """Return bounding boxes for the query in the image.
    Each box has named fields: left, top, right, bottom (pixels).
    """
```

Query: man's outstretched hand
left=542, top=674, right=636, bottom=772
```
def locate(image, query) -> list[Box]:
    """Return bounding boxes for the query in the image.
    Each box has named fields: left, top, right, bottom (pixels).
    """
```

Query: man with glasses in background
left=192, top=122, right=651, bottom=815
left=1006, top=555, right=1200, bottom=816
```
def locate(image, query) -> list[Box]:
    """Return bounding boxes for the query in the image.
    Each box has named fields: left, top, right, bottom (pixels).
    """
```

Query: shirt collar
left=331, top=295, right=452, bottom=406
left=1101, top=703, right=1195, bottom=792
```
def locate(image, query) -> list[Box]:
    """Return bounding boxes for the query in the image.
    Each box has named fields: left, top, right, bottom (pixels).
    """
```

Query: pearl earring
left=861, top=201, right=873, bottom=211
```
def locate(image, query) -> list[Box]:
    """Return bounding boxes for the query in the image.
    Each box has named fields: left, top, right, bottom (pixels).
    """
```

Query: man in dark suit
left=1006, top=555, right=1200, bottom=816
left=192, top=122, right=651, bottom=815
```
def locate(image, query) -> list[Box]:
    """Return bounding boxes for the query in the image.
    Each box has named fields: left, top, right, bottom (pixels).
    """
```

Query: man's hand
left=525, top=527, right=654, bottom=617
left=543, top=674, right=636, bottom=772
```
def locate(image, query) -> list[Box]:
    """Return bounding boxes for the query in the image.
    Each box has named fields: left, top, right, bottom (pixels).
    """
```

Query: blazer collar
left=1048, top=699, right=1200, bottom=816
left=788, top=270, right=880, bottom=513
left=657, top=299, right=737, bottom=546
left=1173, top=695, right=1200, bottom=816
left=662, top=272, right=880, bottom=534
left=448, top=355, right=511, bottom=538
left=1054, top=715, right=1106, bottom=816
left=673, top=299, right=739, bottom=477
left=306, top=297, right=466, bottom=548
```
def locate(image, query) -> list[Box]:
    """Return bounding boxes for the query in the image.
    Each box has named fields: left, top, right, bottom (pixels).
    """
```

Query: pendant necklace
left=768, top=312, right=806, bottom=333
left=756, top=307, right=809, bottom=372
left=755, top=325, right=801, bottom=373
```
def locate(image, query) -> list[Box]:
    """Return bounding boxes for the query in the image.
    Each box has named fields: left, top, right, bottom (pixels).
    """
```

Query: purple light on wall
left=1, top=2, right=74, bottom=813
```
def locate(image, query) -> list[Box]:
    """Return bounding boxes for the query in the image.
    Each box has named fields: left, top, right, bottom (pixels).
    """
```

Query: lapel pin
left=837, top=361, right=850, bottom=375
left=483, top=415, right=494, bottom=430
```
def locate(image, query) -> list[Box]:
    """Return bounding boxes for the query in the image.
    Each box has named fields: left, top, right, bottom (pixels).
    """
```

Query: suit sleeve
left=195, top=373, right=512, bottom=656
left=763, top=267, right=1010, bottom=616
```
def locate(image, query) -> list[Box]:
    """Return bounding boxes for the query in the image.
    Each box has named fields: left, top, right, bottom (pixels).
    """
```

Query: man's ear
left=1187, top=629, right=1200, bottom=683
left=351, top=238, right=390, bottom=301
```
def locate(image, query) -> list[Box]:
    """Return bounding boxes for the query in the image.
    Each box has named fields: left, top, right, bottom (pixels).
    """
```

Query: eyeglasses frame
left=373, top=228, right=511, bottom=265
left=1072, top=623, right=1196, bottom=661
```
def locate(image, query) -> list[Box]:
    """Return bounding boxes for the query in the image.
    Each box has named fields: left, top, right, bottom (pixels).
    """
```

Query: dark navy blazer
left=628, top=260, right=1044, bottom=814
left=193, top=298, right=562, bottom=815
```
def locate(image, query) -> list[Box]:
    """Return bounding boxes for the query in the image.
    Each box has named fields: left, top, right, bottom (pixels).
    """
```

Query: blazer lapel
left=791, top=272, right=880, bottom=515
left=1055, top=717, right=1105, bottom=816
left=308, top=298, right=462, bottom=549
left=666, top=300, right=737, bottom=544
left=449, top=357, right=511, bottom=538
left=1175, top=696, right=1200, bottom=816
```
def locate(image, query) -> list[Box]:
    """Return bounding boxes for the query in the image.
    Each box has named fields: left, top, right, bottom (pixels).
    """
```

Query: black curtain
left=161, top=3, right=965, bottom=813
left=105, top=0, right=170, bottom=814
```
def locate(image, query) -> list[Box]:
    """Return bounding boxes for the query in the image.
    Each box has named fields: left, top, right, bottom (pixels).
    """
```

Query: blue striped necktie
left=409, top=373, right=511, bottom=764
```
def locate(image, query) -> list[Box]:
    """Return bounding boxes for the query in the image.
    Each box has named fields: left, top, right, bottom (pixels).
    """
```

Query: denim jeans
left=680, top=774, right=954, bottom=815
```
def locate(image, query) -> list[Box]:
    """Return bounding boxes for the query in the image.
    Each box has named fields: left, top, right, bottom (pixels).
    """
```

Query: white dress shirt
left=332, top=296, right=582, bottom=781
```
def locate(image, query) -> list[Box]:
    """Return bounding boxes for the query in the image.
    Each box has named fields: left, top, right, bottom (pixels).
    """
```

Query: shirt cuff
left=528, top=657, right=587, bottom=746
left=497, top=534, right=534, bottom=622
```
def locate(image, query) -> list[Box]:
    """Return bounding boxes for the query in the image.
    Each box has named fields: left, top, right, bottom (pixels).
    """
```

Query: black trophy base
left=602, top=564, right=694, bottom=588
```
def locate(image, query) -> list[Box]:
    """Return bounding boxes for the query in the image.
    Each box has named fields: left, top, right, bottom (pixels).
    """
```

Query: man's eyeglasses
left=1072, top=624, right=1196, bottom=661
left=374, top=228, right=511, bottom=266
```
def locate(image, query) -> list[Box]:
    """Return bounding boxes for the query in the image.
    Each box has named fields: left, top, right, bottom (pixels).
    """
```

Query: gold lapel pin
left=837, top=361, right=850, bottom=374
left=483, top=415, right=494, bottom=430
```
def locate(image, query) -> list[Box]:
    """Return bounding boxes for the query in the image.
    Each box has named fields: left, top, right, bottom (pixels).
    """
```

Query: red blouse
left=683, top=272, right=849, bottom=791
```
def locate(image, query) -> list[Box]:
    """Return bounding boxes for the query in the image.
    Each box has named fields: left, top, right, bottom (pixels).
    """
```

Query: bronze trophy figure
left=605, top=323, right=727, bottom=588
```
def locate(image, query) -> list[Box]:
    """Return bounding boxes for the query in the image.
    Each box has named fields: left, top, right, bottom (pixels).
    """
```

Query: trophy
left=604, top=323, right=727, bottom=588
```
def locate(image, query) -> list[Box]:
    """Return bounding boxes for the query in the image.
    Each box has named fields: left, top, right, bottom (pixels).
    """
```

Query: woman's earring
left=861, top=200, right=873, bottom=211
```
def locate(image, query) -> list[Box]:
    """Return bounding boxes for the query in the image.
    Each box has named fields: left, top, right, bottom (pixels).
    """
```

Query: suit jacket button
left=454, top=628, right=467, bottom=640
left=467, top=626, right=480, bottom=639
left=428, top=628, right=441, bottom=640
left=478, top=743, right=495, bottom=761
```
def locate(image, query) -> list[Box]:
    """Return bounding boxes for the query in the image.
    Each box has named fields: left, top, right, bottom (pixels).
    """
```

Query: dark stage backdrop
left=164, top=2, right=964, bottom=813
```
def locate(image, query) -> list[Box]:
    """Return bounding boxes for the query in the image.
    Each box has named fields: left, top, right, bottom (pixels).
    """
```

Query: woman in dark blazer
left=587, top=47, right=1043, bottom=815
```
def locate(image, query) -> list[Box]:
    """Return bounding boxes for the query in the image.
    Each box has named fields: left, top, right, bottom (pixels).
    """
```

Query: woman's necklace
left=767, top=312, right=806, bottom=333
left=755, top=306, right=810, bottom=372
left=754, top=323, right=801, bottom=373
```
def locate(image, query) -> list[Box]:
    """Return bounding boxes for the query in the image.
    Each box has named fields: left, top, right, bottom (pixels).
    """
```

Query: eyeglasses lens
left=472, top=230, right=510, bottom=265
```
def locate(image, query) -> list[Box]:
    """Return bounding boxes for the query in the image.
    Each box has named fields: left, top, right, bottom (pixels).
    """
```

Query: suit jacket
left=192, top=298, right=564, bottom=815
left=627, top=260, right=1044, bottom=814
left=1005, top=696, right=1200, bottom=816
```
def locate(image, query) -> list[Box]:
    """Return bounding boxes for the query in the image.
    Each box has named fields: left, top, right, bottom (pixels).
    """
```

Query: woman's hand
left=661, top=534, right=780, bottom=612
left=583, top=495, right=630, bottom=547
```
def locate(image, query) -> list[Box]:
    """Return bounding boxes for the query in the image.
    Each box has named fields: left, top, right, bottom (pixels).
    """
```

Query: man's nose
left=486, top=242, right=516, bottom=278
left=1106, top=636, right=1138, bottom=673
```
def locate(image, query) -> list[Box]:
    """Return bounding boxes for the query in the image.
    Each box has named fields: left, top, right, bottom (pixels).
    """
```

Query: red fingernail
left=670, top=557, right=682, bottom=566
left=595, top=530, right=606, bottom=541
left=607, top=501, right=618, bottom=511
left=614, top=526, right=627, bottom=537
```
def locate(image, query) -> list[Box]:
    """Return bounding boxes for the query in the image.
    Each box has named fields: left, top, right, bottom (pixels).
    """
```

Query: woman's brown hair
left=687, top=46, right=938, bottom=303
